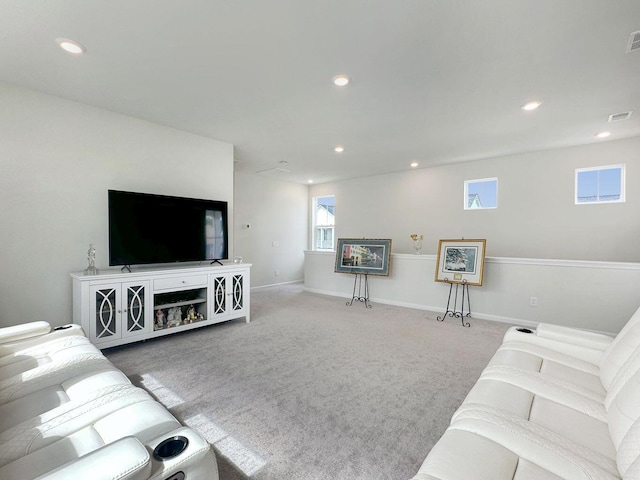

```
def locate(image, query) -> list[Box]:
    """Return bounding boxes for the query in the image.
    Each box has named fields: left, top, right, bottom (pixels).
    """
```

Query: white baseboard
left=252, top=279, right=303, bottom=291
left=471, top=313, right=538, bottom=329
left=303, top=287, right=536, bottom=328
left=303, top=287, right=352, bottom=299
left=293, top=286, right=618, bottom=334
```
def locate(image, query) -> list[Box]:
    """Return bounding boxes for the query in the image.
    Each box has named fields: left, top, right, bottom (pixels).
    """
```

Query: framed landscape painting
left=435, top=239, right=486, bottom=286
left=335, top=238, right=392, bottom=276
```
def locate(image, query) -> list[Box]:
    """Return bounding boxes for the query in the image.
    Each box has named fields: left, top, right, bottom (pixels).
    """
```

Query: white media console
left=71, top=263, right=251, bottom=349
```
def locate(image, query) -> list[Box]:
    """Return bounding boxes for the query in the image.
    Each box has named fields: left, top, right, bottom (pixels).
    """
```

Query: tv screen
left=108, top=190, right=228, bottom=266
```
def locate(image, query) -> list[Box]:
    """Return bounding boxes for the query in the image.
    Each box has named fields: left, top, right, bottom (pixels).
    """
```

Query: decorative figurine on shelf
left=155, top=309, right=165, bottom=330
left=84, top=243, right=99, bottom=275
left=410, top=234, right=424, bottom=255
left=196, top=312, right=204, bottom=322
left=166, top=306, right=180, bottom=327
left=186, top=305, right=196, bottom=323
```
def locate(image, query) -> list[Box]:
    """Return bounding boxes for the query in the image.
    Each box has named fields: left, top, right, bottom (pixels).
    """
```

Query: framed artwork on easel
left=335, top=238, right=392, bottom=276
left=434, top=239, right=486, bottom=286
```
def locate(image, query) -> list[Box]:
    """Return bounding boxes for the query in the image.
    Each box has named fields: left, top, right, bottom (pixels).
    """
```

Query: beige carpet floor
left=105, top=283, right=510, bottom=480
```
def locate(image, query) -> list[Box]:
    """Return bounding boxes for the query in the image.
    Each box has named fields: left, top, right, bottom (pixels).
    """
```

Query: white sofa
left=413, top=307, right=640, bottom=480
left=0, top=321, right=218, bottom=480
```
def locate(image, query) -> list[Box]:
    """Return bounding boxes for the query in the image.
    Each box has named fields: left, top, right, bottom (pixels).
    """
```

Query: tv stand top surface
left=71, top=262, right=251, bottom=281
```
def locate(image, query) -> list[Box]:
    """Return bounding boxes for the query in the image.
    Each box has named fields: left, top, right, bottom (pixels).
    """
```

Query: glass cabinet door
left=90, top=285, right=122, bottom=343
left=122, top=282, right=151, bottom=338
left=231, top=274, right=244, bottom=312
left=89, top=281, right=150, bottom=344
left=211, top=275, right=227, bottom=317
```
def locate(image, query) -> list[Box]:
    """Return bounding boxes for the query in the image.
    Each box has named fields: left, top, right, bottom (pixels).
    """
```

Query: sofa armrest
left=36, top=436, right=151, bottom=480
left=148, top=427, right=219, bottom=480
left=0, top=321, right=51, bottom=344
left=503, top=323, right=614, bottom=363
left=535, top=323, right=613, bottom=350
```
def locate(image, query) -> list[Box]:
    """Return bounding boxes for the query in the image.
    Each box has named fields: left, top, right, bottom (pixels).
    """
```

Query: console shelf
left=155, top=298, right=207, bottom=310
left=71, top=264, right=251, bottom=349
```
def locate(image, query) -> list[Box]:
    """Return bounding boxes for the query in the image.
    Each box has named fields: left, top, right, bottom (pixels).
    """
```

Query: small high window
left=313, top=195, right=335, bottom=250
left=575, top=165, right=625, bottom=204
left=464, top=178, right=498, bottom=210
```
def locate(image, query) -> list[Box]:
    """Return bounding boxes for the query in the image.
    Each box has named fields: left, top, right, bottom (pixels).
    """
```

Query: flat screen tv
left=108, top=190, right=228, bottom=267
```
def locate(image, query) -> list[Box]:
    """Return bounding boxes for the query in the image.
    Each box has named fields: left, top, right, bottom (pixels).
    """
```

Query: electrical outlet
left=530, top=296, right=538, bottom=307
left=272, top=241, right=279, bottom=247
left=274, top=269, right=280, bottom=276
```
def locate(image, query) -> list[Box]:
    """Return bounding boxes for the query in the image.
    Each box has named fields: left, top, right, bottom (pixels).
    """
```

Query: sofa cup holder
left=516, top=327, right=534, bottom=334
left=153, top=436, right=189, bottom=461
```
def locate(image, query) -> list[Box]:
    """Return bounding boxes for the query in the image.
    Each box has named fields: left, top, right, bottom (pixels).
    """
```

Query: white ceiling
left=2, top=1, right=640, bottom=184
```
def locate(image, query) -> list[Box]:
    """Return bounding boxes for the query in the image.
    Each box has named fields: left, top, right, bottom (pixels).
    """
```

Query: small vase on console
left=410, top=234, right=424, bottom=255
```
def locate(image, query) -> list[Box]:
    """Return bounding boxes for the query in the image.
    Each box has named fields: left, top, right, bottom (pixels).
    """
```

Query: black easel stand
left=346, top=273, right=372, bottom=308
left=437, top=280, right=471, bottom=327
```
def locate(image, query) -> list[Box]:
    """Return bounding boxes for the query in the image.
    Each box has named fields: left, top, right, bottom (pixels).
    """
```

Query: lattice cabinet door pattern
left=211, top=275, right=227, bottom=317
left=88, top=281, right=151, bottom=344
left=90, top=284, right=121, bottom=343
left=210, top=271, right=249, bottom=320
left=231, top=274, right=244, bottom=312
left=122, top=281, right=152, bottom=338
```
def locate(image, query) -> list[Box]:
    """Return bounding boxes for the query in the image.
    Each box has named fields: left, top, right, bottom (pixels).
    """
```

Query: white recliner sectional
left=0, top=321, right=218, bottom=480
left=412, top=307, right=640, bottom=480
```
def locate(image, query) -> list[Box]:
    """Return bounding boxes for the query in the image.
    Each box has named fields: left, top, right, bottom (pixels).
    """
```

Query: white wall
left=234, top=167, right=308, bottom=287
left=309, top=137, right=640, bottom=261
left=0, top=82, right=234, bottom=328
left=305, top=252, right=640, bottom=334
left=306, top=137, right=640, bottom=333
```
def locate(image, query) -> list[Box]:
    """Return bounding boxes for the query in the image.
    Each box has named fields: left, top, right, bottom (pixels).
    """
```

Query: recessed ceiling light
left=334, top=145, right=345, bottom=153
left=595, top=131, right=611, bottom=138
left=307, top=179, right=314, bottom=184
left=332, top=75, right=351, bottom=87
left=410, top=162, right=419, bottom=168
left=56, top=38, right=86, bottom=55
left=521, top=101, right=542, bottom=111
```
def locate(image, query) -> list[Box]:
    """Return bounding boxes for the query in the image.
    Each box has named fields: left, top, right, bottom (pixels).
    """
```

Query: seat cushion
left=452, top=404, right=619, bottom=478
left=414, top=411, right=620, bottom=480
left=0, top=335, right=102, bottom=381
left=0, top=353, right=113, bottom=405
left=0, top=368, right=131, bottom=432
left=489, top=342, right=604, bottom=394
left=529, top=396, right=615, bottom=459
left=0, top=385, right=178, bottom=469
